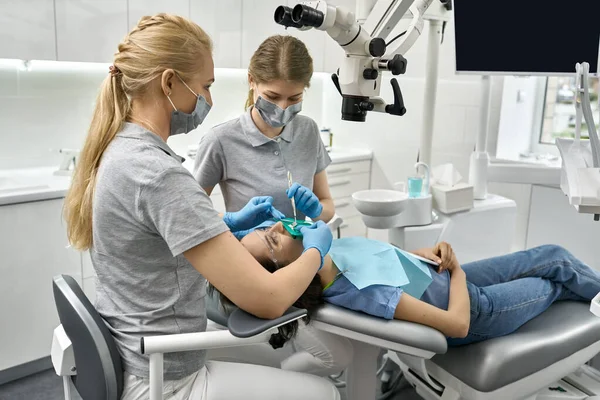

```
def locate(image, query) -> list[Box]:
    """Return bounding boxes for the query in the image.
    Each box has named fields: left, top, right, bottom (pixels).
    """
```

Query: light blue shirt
left=324, top=237, right=450, bottom=320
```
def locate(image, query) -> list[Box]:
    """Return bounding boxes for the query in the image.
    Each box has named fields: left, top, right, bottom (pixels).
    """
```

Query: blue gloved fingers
left=269, top=206, right=285, bottom=220
left=286, top=182, right=302, bottom=199
left=302, top=195, right=320, bottom=211
left=298, top=221, right=333, bottom=270
left=295, top=189, right=312, bottom=210
left=250, top=196, right=274, bottom=206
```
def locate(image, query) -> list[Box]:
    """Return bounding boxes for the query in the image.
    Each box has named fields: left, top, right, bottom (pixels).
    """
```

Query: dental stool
left=50, top=275, right=306, bottom=400
left=308, top=301, right=600, bottom=400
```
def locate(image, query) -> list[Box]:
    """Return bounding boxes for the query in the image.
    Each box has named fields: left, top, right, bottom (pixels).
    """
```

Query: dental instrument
left=287, top=171, right=298, bottom=227
left=280, top=217, right=312, bottom=239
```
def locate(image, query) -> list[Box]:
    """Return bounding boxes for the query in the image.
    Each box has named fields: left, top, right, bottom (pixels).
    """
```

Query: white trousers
left=205, top=320, right=354, bottom=377
left=120, top=361, right=341, bottom=400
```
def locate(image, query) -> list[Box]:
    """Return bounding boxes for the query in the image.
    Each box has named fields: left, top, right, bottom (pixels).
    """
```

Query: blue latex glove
left=298, top=221, right=333, bottom=270
left=223, top=196, right=285, bottom=232
left=286, top=183, right=323, bottom=219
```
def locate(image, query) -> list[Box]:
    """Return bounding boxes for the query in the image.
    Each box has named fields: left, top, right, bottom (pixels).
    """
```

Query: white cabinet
left=0, top=199, right=81, bottom=372
left=0, top=0, right=56, bottom=60
left=128, top=0, right=189, bottom=30
left=55, top=0, right=128, bottom=63
left=326, top=160, right=370, bottom=237
left=190, top=0, right=242, bottom=68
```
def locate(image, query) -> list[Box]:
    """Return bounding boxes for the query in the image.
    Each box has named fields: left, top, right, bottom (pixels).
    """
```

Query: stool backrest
left=52, top=275, right=123, bottom=400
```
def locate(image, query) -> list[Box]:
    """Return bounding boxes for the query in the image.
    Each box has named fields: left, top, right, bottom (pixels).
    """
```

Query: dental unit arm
left=556, top=62, right=600, bottom=221
left=274, top=0, right=451, bottom=122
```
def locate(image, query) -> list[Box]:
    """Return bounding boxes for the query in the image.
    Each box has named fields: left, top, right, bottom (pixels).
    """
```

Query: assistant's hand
left=432, top=242, right=460, bottom=274
left=298, top=221, right=333, bottom=270
left=287, top=183, right=323, bottom=219
left=223, top=196, right=285, bottom=232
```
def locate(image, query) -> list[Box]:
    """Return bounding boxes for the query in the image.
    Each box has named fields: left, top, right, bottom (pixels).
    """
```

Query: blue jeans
left=447, top=245, right=600, bottom=346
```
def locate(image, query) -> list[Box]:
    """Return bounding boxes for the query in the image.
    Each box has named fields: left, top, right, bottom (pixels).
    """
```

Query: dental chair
left=50, top=274, right=307, bottom=400
left=311, top=301, right=600, bottom=400
left=206, top=214, right=600, bottom=400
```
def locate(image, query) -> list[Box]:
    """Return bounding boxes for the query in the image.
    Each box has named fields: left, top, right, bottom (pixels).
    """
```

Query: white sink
left=352, top=189, right=408, bottom=217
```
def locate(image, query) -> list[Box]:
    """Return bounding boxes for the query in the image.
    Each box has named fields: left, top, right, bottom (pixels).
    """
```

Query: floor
left=0, top=368, right=422, bottom=400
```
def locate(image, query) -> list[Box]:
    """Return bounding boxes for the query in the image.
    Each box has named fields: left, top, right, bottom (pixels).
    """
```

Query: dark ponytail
left=208, top=258, right=323, bottom=349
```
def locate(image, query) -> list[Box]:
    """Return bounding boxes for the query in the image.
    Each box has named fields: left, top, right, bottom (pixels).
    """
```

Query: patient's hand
left=414, top=243, right=460, bottom=274
left=412, top=248, right=442, bottom=265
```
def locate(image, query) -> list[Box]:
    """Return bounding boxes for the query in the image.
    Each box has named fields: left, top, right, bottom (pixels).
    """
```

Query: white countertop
left=0, top=148, right=373, bottom=206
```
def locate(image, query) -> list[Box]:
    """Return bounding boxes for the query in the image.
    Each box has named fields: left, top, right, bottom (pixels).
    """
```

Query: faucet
left=54, top=149, right=80, bottom=176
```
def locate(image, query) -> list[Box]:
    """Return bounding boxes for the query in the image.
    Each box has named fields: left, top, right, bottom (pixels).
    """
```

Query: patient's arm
left=394, top=266, right=470, bottom=338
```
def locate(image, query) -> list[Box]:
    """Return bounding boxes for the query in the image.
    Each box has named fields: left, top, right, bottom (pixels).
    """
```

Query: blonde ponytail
left=246, top=35, right=313, bottom=109
left=64, top=13, right=212, bottom=250
left=64, top=74, right=128, bottom=250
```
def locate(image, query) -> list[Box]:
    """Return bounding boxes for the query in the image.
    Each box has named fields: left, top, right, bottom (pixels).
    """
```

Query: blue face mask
left=167, top=76, right=211, bottom=136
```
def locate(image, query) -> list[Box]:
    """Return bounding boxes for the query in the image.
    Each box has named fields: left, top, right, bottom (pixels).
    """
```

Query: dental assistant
left=63, top=14, right=339, bottom=400
left=192, top=35, right=351, bottom=378
left=193, top=35, right=335, bottom=227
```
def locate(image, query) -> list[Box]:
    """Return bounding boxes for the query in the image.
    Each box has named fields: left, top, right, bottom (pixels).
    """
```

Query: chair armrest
left=141, top=307, right=307, bottom=355
left=228, top=306, right=307, bottom=338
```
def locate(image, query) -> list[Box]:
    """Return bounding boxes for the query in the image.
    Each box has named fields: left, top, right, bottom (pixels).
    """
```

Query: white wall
left=0, top=61, right=327, bottom=170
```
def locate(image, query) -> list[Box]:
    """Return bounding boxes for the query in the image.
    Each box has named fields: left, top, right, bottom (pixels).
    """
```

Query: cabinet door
left=0, top=199, right=81, bottom=371
left=0, top=0, right=56, bottom=60
left=128, top=0, right=189, bottom=30
left=55, top=0, right=128, bottom=63
left=190, top=0, right=242, bottom=68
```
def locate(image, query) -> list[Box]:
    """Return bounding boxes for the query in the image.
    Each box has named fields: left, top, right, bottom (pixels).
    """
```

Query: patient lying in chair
left=215, top=221, right=600, bottom=347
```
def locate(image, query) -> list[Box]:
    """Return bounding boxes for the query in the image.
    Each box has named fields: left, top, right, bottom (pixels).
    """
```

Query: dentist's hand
left=223, top=196, right=285, bottom=232
left=298, top=221, right=333, bottom=270
left=287, top=183, right=323, bottom=219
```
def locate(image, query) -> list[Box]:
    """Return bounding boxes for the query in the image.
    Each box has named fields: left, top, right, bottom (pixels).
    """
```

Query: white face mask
left=166, top=76, right=211, bottom=136
left=254, top=95, right=302, bottom=128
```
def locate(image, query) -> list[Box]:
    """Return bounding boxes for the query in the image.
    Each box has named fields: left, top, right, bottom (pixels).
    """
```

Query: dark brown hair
left=208, top=257, right=323, bottom=349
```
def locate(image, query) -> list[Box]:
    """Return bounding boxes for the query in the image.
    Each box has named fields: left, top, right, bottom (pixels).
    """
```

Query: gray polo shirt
left=193, top=108, right=331, bottom=220
left=91, top=122, right=228, bottom=380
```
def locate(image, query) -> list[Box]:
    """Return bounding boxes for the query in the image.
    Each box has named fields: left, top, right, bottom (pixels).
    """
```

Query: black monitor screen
left=453, top=0, right=600, bottom=75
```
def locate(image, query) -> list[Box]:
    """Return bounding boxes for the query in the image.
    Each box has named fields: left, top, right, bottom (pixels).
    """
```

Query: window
left=538, top=76, right=599, bottom=145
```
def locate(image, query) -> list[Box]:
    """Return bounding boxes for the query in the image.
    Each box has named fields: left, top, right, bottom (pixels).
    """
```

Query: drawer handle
left=328, top=167, right=352, bottom=175
left=334, top=201, right=350, bottom=208
left=330, top=179, right=351, bottom=187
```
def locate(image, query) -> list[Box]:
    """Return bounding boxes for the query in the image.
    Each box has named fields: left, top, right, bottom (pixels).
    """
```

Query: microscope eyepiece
left=291, top=4, right=324, bottom=28
left=274, top=6, right=304, bottom=29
